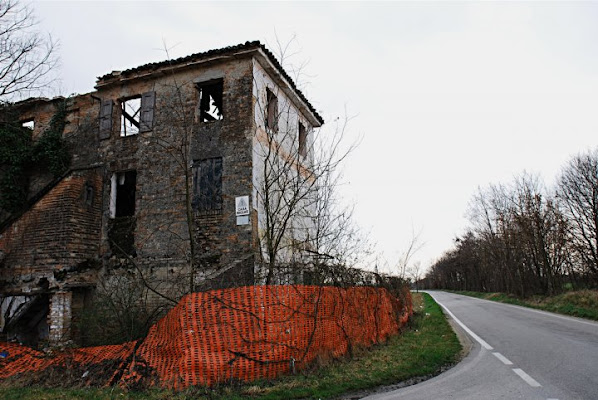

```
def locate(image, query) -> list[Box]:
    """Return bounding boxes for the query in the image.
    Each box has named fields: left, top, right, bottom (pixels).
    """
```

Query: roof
left=96, top=41, right=324, bottom=125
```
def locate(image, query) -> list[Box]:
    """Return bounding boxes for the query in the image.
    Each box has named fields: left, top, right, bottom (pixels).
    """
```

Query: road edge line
left=433, top=297, right=494, bottom=350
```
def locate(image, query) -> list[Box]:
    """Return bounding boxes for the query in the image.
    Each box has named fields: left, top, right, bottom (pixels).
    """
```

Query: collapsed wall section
left=0, top=168, right=102, bottom=345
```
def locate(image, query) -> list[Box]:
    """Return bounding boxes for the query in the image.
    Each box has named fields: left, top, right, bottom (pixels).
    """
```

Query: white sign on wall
left=235, top=196, right=250, bottom=216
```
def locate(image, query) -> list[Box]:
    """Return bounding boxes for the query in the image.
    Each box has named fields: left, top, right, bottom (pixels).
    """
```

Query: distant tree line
left=422, top=148, right=598, bottom=297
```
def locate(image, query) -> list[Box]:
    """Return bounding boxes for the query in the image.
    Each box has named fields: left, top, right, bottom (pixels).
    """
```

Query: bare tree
left=396, top=225, right=424, bottom=280
left=557, top=148, right=598, bottom=284
left=510, top=173, right=569, bottom=295
left=426, top=173, right=571, bottom=296
left=250, top=37, right=362, bottom=284
left=0, top=0, right=58, bottom=101
left=253, top=89, right=357, bottom=284
left=408, top=261, right=422, bottom=292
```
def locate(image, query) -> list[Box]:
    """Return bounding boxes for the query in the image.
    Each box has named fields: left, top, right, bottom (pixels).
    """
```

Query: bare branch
left=0, top=0, right=58, bottom=101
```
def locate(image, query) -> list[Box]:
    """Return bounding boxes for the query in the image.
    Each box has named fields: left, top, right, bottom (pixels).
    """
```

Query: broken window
left=110, top=171, right=136, bottom=217
left=192, top=157, right=223, bottom=214
left=21, top=119, right=34, bottom=130
left=298, top=122, right=307, bottom=158
left=266, top=88, right=278, bottom=132
left=198, top=80, right=223, bottom=122
left=99, top=92, right=154, bottom=140
left=120, top=96, right=141, bottom=136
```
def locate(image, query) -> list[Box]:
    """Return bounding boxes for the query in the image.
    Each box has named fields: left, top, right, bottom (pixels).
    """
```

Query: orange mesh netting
left=0, top=341, right=137, bottom=386
left=0, top=285, right=412, bottom=389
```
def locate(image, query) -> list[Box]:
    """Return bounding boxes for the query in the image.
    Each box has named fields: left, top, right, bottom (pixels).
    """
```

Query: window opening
left=111, top=171, right=136, bottom=217
left=193, top=157, right=223, bottom=214
left=198, top=80, right=223, bottom=122
left=22, top=119, right=34, bottom=130
left=266, top=88, right=278, bottom=132
left=120, top=97, right=141, bottom=136
left=298, top=122, right=307, bottom=158
left=83, top=182, right=94, bottom=206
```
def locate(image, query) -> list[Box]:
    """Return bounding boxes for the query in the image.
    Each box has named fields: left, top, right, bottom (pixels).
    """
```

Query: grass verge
left=0, top=293, right=461, bottom=400
left=453, top=290, right=598, bottom=321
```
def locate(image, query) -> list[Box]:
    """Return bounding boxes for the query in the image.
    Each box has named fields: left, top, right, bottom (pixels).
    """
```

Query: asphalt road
left=363, top=291, right=598, bottom=400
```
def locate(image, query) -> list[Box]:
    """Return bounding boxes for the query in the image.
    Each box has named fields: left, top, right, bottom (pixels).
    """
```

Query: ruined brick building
left=0, top=41, right=324, bottom=346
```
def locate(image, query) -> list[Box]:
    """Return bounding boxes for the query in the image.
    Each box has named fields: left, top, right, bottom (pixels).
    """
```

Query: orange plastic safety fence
left=0, top=341, right=137, bottom=384
left=0, top=285, right=411, bottom=390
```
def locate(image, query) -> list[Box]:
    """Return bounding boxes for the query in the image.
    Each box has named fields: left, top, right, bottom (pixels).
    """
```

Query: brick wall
left=0, top=168, right=103, bottom=295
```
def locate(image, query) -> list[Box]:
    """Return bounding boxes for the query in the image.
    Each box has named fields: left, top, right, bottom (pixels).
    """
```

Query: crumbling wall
left=0, top=168, right=102, bottom=345
left=0, top=169, right=103, bottom=295
left=94, top=56, right=257, bottom=297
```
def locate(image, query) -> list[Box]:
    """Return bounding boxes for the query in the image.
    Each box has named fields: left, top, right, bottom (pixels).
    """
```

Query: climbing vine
left=0, top=100, right=71, bottom=213
left=32, top=100, right=71, bottom=176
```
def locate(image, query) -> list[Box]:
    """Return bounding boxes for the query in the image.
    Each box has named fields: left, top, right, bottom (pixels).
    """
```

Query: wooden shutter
left=99, top=99, right=113, bottom=140
left=139, top=91, right=156, bottom=132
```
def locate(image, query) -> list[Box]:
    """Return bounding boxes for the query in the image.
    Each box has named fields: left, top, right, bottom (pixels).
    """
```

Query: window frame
left=119, top=95, right=142, bottom=137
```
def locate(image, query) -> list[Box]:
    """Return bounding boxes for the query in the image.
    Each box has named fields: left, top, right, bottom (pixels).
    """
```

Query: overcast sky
left=32, top=1, right=598, bottom=275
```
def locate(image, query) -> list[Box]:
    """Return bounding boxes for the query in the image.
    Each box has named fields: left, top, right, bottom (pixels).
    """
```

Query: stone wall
left=48, top=291, right=71, bottom=344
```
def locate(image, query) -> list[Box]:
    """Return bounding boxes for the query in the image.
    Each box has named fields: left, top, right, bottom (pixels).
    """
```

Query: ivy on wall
left=0, top=100, right=71, bottom=213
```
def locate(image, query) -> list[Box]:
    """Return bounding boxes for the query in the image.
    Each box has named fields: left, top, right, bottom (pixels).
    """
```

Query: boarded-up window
left=266, top=88, right=278, bottom=132
left=198, top=80, right=223, bottom=122
left=298, top=122, right=307, bottom=158
left=193, top=158, right=223, bottom=214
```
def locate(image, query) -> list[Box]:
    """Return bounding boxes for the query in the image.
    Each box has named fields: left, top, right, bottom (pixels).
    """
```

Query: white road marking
left=513, top=368, right=541, bottom=387
left=433, top=294, right=553, bottom=393
left=434, top=299, right=493, bottom=350
left=492, top=352, right=513, bottom=365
